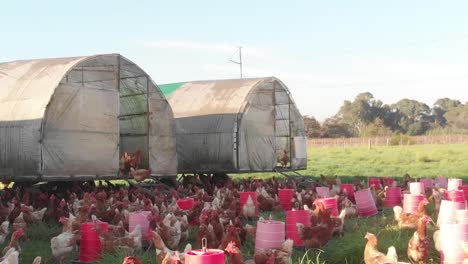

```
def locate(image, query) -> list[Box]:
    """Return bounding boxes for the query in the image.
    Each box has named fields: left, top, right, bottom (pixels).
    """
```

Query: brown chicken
left=225, top=241, right=243, bottom=264
left=150, top=231, right=191, bottom=264
left=278, top=150, right=290, bottom=168
left=122, top=256, right=142, bottom=264
left=253, top=239, right=293, bottom=264
left=130, top=168, right=152, bottom=182
left=364, top=232, right=398, bottom=264
left=219, top=222, right=242, bottom=250
left=393, top=198, right=429, bottom=229
left=296, top=206, right=334, bottom=248
left=407, top=215, right=431, bottom=264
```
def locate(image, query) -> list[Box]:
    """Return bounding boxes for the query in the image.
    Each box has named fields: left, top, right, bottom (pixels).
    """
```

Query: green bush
left=389, top=134, right=415, bottom=145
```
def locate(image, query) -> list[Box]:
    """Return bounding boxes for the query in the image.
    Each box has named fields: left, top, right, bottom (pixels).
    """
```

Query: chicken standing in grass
left=2, top=229, right=24, bottom=256
left=51, top=217, right=78, bottom=264
left=0, top=248, right=18, bottom=264
left=407, top=215, right=431, bottom=264
left=393, top=198, right=429, bottom=229
left=364, top=232, right=398, bottom=264
left=242, top=195, right=256, bottom=219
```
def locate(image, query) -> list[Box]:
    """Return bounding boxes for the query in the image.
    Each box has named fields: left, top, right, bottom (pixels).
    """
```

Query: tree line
left=304, top=92, right=468, bottom=138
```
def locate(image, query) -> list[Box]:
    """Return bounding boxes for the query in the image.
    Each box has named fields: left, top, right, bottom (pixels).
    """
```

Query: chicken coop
left=0, top=54, right=177, bottom=182
left=159, top=77, right=307, bottom=173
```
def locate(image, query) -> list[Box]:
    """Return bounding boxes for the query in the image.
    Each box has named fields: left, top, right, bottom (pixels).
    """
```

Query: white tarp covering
left=168, top=77, right=307, bottom=173
left=0, top=54, right=177, bottom=181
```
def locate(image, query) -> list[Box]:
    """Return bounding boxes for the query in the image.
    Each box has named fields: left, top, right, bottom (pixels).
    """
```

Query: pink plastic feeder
left=285, top=210, right=310, bottom=246
left=255, top=220, right=285, bottom=252
left=402, top=194, right=424, bottom=214
left=320, top=197, right=338, bottom=216
left=316, top=187, right=330, bottom=198
left=385, top=187, right=402, bottom=207
left=382, top=177, right=394, bottom=187
left=239, top=192, right=258, bottom=216
left=129, top=211, right=151, bottom=240
left=435, top=177, right=448, bottom=189
left=368, top=178, right=382, bottom=189
left=340, top=184, right=355, bottom=202
left=278, top=189, right=294, bottom=210
left=445, top=190, right=465, bottom=205
left=448, top=178, right=463, bottom=191
left=354, top=189, right=378, bottom=217
left=80, top=222, right=108, bottom=263
left=419, top=178, right=433, bottom=190
left=177, top=198, right=195, bottom=210
left=185, top=238, right=225, bottom=264
left=409, top=182, right=424, bottom=195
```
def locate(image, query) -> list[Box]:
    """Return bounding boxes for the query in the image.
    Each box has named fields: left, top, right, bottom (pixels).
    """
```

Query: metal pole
left=239, top=47, right=243, bottom=79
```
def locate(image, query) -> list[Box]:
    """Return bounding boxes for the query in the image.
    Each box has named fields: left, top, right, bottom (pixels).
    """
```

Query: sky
left=1, top=0, right=468, bottom=120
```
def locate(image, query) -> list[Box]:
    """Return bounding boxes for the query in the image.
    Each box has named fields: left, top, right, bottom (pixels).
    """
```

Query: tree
left=336, top=92, right=378, bottom=136
left=432, top=98, right=462, bottom=127
left=303, top=116, right=321, bottom=138
left=444, top=103, right=468, bottom=129
left=391, top=99, right=432, bottom=135
left=320, top=118, right=353, bottom=138
left=362, top=118, right=393, bottom=137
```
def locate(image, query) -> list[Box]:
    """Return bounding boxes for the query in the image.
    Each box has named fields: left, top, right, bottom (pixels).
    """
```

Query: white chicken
left=50, top=228, right=78, bottom=264
left=0, top=221, right=10, bottom=244
left=31, top=208, right=47, bottom=222
left=242, top=195, right=256, bottom=218
left=0, top=248, right=18, bottom=264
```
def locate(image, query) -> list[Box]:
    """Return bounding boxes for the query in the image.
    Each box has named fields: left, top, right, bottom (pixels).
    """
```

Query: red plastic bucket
left=402, top=194, right=424, bottom=214
left=445, top=190, right=465, bottom=204
left=385, top=187, right=402, bottom=207
left=409, top=182, right=424, bottom=195
left=316, top=187, right=330, bottom=198
left=368, top=178, right=382, bottom=189
left=458, top=185, right=468, bottom=201
left=319, top=197, right=338, bottom=216
left=240, top=192, right=258, bottom=216
left=285, top=210, right=310, bottom=246
left=278, top=189, right=294, bottom=210
left=340, top=184, right=355, bottom=202
left=354, top=189, right=378, bottom=217
left=448, top=178, right=463, bottom=192
left=80, top=222, right=108, bottom=262
left=255, top=220, right=285, bottom=252
left=419, top=178, right=433, bottom=190
left=177, top=198, right=195, bottom=210
left=382, top=178, right=394, bottom=187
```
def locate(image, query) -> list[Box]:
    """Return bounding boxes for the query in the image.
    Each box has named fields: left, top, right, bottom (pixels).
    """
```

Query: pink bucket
left=438, top=200, right=465, bottom=226
left=80, top=222, right=108, bottom=263
left=458, top=186, right=468, bottom=201
left=319, top=197, right=338, bottom=216
left=285, top=210, right=310, bottom=246
left=445, top=190, right=465, bottom=205
left=316, top=187, right=330, bottom=198
left=368, top=178, right=382, bottom=189
left=382, top=178, right=394, bottom=187
left=129, top=211, right=151, bottom=240
left=448, top=178, right=463, bottom=192
left=255, top=220, right=285, bottom=251
left=435, top=177, right=448, bottom=189
left=420, top=178, right=433, bottom=190
left=354, top=189, right=378, bottom=217
left=239, top=192, right=258, bottom=216
left=340, top=184, right=355, bottom=202
left=278, top=189, right=294, bottom=210
left=385, top=187, right=402, bottom=207
left=439, top=224, right=465, bottom=264
left=409, top=182, right=424, bottom=195
left=185, top=249, right=225, bottom=264
left=402, top=194, right=424, bottom=214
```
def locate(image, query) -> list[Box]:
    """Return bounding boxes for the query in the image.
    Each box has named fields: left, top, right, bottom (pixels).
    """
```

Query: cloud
left=142, top=39, right=270, bottom=59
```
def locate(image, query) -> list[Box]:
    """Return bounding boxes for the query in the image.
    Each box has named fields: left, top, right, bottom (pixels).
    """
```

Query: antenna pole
left=239, top=46, right=243, bottom=79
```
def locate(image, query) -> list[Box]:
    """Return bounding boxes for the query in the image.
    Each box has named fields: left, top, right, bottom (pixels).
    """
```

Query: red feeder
left=320, top=197, right=338, bottom=216
left=382, top=178, right=394, bottom=187
left=368, top=178, right=382, bottom=189
left=385, top=187, right=402, bottom=207
left=255, top=220, right=285, bottom=252
left=340, top=184, right=355, bottom=202
left=285, top=210, right=310, bottom=246
left=354, top=189, right=378, bottom=217
left=458, top=185, right=468, bottom=201
left=278, top=189, right=294, bottom=210
left=177, top=198, right=195, bottom=210
left=403, top=194, right=424, bottom=214
left=80, top=222, right=108, bottom=263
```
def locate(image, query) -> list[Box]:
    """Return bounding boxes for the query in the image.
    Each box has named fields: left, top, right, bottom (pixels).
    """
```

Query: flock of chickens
left=0, top=172, right=464, bottom=264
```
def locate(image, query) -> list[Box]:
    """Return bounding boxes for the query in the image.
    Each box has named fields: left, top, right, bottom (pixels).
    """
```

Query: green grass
left=236, top=143, right=468, bottom=179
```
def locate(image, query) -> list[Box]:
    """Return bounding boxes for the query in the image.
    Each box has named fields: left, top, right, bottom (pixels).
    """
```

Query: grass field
left=237, top=143, right=468, bottom=180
